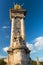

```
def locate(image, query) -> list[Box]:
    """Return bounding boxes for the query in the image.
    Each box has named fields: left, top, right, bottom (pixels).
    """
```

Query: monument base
left=7, top=38, right=32, bottom=65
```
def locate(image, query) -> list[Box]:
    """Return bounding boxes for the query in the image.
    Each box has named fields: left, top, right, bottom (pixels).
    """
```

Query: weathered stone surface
left=7, top=38, right=31, bottom=65
left=7, top=4, right=32, bottom=65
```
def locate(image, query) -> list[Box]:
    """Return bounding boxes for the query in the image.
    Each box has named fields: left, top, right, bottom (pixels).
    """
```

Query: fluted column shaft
left=21, top=18, right=25, bottom=40
left=10, top=18, right=15, bottom=47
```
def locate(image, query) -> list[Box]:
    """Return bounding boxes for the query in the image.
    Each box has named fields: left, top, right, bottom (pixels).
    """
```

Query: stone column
left=36, top=57, right=40, bottom=65
left=21, top=18, right=25, bottom=40
left=10, top=18, right=15, bottom=47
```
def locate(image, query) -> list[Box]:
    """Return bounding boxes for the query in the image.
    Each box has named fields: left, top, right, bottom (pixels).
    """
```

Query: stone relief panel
left=14, top=18, right=21, bottom=37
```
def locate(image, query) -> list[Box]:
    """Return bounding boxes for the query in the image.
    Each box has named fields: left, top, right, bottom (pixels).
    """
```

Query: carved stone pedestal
left=7, top=37, right=32, bottom=65
left=7, top=4, right=32, bottom=65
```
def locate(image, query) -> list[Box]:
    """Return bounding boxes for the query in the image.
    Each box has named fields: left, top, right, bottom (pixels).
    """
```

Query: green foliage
left=0, top=59, right=43, bottom=65
left=31, top=60, right=43, bottom=65
left=0, top=59, right=6, bottom=65
left=40, top=62, right=43, bottom=65
left=31, top=60, right=37, bottom=65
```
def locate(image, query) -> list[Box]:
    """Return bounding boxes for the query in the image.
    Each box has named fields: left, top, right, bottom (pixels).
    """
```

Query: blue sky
left=0, top=0, right=43, bottom=61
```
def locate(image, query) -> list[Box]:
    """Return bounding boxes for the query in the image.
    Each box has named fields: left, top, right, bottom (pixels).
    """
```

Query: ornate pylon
left=7, top=4, right=32, bottom=65
left=36, top=57, right=40, bottom=65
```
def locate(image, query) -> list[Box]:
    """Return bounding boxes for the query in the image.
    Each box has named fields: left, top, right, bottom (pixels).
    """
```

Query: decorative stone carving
left=7, top=4, right=32, bottom=65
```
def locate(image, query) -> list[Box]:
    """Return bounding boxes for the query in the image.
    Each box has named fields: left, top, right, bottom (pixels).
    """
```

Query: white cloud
left=2, top=26, right=10, bottom=29
left=34, top=57, right=43, bottom=62
left=0, top=55, right=3, bottom=59
left=3, top=47, right=9, bottom=52
left=26, top=42, right=34, bottom=50
left=34, top=37, right=43, bottom=50
left=0, top=55, right=7, bottom=59
left=26, top=42, right=36, bottom=53
left=26, top=36, right=43, bottom=54
left=39, top=57, right=43, bottom=61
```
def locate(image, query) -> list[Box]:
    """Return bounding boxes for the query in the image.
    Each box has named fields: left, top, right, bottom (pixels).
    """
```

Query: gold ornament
left=14, top=4, right=21, bottom=10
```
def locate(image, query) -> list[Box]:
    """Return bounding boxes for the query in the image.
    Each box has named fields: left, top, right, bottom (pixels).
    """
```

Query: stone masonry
left=7, top=4, right=32, bottom=65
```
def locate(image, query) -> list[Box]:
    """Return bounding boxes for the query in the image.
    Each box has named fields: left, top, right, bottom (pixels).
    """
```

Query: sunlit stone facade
left=7, top=4, right=32, bottom=65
